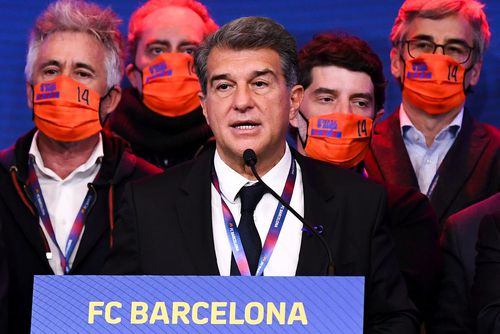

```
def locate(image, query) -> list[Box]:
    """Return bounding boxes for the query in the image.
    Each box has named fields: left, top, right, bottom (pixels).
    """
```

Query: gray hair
left=25, top=0, right=124, bottom=89
left=390, top=0, right=491, bottom=63
left=195, top=16, right=298, bottom=95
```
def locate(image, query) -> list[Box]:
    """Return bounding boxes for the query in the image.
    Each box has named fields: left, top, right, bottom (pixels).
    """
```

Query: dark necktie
left=230, top=182, right=267, bottom=276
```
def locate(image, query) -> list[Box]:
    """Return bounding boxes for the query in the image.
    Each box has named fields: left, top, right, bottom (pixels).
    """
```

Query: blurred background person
left=106, top=0, right=218, bottom=169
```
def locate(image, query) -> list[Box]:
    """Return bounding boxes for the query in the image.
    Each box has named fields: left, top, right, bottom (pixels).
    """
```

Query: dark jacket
left=380, top=181, right=441, bottom=325
left=0, top=129, right=161, bottom=334
left=471, top=210, right=500, bottom=334
left=105, top=147, right=420, bottom=333
left=106, top=88, right=213, bottom=169
left=431, top=193, right=500, bottom=333
left=365, top=110, right=500, bottom=230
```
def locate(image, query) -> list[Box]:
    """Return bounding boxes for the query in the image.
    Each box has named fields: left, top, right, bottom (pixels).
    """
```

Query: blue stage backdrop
left=0, top=0, right=498, bottom=149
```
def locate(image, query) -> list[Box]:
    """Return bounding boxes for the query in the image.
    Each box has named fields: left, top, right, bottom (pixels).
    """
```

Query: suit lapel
left=294, top=154, right=338, bottom=276
left=175, top=149, right=220, bottom=275
left=370, top=111, right=419, bottom=188
left=430, top=112, right=490, bottom=224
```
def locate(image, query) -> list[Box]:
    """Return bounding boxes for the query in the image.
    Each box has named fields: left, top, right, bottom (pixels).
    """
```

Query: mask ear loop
left=99, top=87, right=116, bottom=127
left=297, top=110, right=310, bottom=149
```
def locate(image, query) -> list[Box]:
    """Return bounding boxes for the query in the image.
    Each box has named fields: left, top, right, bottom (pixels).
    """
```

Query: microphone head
left=243, top=149, right=257, bottom=167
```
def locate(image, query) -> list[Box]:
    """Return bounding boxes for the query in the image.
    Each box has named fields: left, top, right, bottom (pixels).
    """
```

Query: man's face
left=27, top=30, right=120, bottom=118
left=201, top=47, right=303, bottom=170
left=127, top=6, right=206, bottom=90
left=291, top=65, right=375, bottom=146
left=31, top=31, right=109, bottom=95
left=391, top=14, right=482, bottom=95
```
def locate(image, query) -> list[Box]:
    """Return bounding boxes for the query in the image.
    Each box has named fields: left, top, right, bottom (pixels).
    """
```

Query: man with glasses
left=365, top=0, right=500, bottom=229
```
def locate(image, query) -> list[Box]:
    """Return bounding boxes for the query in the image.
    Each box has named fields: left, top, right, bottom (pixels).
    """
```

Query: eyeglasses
left=404, top=39, right=474, bottom=64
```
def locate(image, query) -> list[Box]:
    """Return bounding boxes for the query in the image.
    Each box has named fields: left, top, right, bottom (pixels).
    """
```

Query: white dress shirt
left=211, top=144, right=304, bottom=276
left=29, top=131, right=104, bottom=275
left=400, top=106, right=462, bottom=195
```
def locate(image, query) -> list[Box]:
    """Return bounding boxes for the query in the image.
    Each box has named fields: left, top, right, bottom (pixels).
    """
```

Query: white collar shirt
left=28, top=131, right=104, bottom=275
left=400, top=105, right=462, bottom=195
left=211, top=144, right=304, bottom=276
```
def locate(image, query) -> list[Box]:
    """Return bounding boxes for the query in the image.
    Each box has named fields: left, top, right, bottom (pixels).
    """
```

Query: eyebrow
left=38, top=60, right=60, bottom=69
left=147, top=40, right=200, bottom=48
left=313, top=87, right=338, bottom=95
left=74, top=62, right=96, bottom=74
left=209, top=69, right=277, bottom=86
left=350, top=92, right=373, bottom=102
left=410, top=34, right=470, bottom=46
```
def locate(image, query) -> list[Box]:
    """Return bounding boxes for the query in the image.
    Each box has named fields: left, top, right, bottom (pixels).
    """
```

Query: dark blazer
left=365, top=110, right=500, bottom=229
left=431, top=193, right=500, bottom=333
left=105, top=148, right=419, bottom=333
left=381, top=182, right=441, bottom=324
left=471, top=210, right=500, bottom=334
left=0, top=129, right=161, bottom=334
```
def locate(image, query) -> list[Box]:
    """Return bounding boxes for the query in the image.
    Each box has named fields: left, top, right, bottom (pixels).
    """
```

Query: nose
left=232, top=85, right=254, bottom=112
left=434, top=45, right=446, bottom=55
left=333, top=98, right=351, bottom=114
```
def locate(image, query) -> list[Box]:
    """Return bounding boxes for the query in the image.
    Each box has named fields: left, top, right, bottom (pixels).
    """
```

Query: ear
left=289, top=85, right=304, bottom=121
left=390, top=47, right=404, bottom=80
left=100, top=86, right=122, bottom=117
left=467, top=59, right=482, bottom=87
left=126, top=63, right=141, bottom=90
left=198, top=91, right=209, bottom=125
left=26, top=82, right=34, bottom=109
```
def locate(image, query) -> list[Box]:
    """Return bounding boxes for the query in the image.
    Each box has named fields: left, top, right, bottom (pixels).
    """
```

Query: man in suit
left=105, top=16, right=419, bottom=332
left=290, top=32, right=440, bottom=325
left=471, top=210, right=500, bottom=333
left=106, top=0, right=218, bottom=169
left=0, top=1, right=161, bottom=333
left=432, top=193, right=500, bottom=333
left=364, top=0, right=500, bottom=229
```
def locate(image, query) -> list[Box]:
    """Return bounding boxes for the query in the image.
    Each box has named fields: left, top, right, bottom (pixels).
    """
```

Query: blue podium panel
left=31, top=275, right=364, bottom=333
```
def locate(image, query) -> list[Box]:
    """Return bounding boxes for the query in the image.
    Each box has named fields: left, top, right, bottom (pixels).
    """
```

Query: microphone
left=243, top=149, right=335, bottom=276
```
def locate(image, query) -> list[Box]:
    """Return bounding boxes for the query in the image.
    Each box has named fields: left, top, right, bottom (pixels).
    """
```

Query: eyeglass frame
left=401, top=39, right=475, bottom=64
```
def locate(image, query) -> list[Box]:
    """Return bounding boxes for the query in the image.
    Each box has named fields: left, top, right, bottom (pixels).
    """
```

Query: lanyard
left=211, top=158, right=297, bottom=276
left=426, top=171, right=439, bottom=197
left=27, top=157, right=95, bottom=274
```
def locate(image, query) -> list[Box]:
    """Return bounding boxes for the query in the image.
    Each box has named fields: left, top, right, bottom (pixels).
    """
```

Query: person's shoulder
left=297, top=153, right=386, bottom=196
left=129, top=153, right=206, bottom=194
left=446, top=193, right=500, bottom=230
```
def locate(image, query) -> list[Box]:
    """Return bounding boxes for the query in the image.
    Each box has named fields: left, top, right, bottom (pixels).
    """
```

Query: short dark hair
left=195, top=16, right=298, bottom=95
left=299, top=33, right=386, bottom=111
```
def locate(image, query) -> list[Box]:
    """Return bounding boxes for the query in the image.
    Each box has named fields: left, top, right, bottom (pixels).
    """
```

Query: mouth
left=231, top=120, right=261, bottom=130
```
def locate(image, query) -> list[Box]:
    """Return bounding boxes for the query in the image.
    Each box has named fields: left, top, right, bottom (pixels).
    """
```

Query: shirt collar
left=213, top=144, right=292, bottom=203
left=399, top=104, right=463, bottom=139
left=29, top=131, right=104, bottom=181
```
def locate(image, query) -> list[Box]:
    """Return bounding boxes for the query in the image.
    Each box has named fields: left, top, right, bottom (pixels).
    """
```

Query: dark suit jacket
left=0, top=129, right=161, bottom=334
left=105, top=148, right=419, bottom=333
left=431, top=193, right=500, bottom=333
left=471, top=210, right=500, bottom=334
left=365, top=110, right=500, bottom=230
left=381, top=182, right=441, bottom=324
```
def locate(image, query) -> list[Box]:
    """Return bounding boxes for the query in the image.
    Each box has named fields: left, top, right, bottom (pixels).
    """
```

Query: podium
left=31, top=275, right=364, bottom=333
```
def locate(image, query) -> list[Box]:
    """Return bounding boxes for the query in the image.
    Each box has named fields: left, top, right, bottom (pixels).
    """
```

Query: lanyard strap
left=211, top=158, right=296, bottom=276
left=426, top=171, right=439, bottom=197
left=27, top=157, right=95, bottom=274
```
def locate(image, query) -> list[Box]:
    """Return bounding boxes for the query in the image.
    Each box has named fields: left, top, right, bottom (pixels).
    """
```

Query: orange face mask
left=402, top=53, right=466, bottom=115
left=300, top=112, right=373, bottom=169
left=33, top=76, right=103, bottom=142
left=139, top=53, right=201, bottom=117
